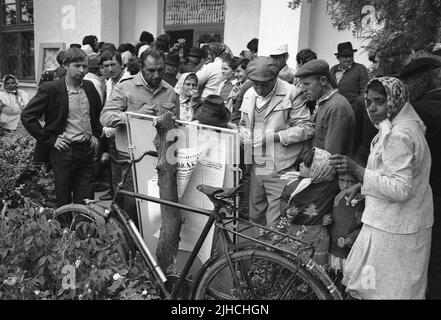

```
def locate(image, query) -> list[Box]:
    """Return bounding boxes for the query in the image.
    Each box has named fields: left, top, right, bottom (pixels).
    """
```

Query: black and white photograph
left=1, top=0, right=441, bottom=308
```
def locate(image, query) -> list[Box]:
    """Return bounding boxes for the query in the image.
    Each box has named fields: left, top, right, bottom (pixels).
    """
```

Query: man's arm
left=99, top=84, right=127, bottom=128
left=359, top=64, right=369, bottom=95
left=21, top=84, right=55, bottom=146
left=323, top=106, right=353, bottom=155
left=278, top=89, right=315, bottom=146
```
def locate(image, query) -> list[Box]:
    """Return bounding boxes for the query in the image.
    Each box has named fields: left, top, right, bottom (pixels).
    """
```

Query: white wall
left=119, top=0, right=164, bottom=44
left=224, top=0, right=261, bottom=56
left=309, top=0, right=369, bottom=68
left=257, top=0, right=303, bottom=68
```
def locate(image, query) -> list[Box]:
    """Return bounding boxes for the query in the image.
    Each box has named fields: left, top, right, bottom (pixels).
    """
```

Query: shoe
left=99, top=193, right=113, bottom=201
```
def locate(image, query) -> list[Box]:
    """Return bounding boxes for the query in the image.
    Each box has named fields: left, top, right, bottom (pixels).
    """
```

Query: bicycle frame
left=104, top=151, right=342, bottom=300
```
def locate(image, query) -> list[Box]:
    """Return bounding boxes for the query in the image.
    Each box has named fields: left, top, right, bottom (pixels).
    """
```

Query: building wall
left=309, top=0, right=370, bottom=68
left=257, top=0, right=303, bottom=68
left=224, top=0, right=261, bottom=56
left=119, top=0, right=164, bottom=44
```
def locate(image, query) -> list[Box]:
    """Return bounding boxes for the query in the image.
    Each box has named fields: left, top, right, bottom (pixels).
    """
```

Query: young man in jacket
left=21, top=48, right=103, bottom=207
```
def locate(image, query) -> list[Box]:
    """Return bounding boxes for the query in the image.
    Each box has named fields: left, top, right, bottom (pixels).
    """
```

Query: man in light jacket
left=239, top=57, right=314, bottom=228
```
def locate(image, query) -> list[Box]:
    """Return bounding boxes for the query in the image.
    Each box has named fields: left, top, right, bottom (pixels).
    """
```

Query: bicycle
left=54, top=150, right=342, bottom=300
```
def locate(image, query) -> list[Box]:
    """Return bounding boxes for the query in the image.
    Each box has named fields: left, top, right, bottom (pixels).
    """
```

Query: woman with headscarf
left=174, top=72, right=201, bottom=122
left=196, top=42, right=233, bottom=99
left=0, top=75, right=29, bottom=133
left=280, top=147, right=340, bottom=265
left=329, top=77, right=433, bottom=299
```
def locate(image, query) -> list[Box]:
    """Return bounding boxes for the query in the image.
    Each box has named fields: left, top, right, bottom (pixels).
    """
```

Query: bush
left=0, top=200, right=159, bottom=300
left=0, top=132, right=55, bottom=208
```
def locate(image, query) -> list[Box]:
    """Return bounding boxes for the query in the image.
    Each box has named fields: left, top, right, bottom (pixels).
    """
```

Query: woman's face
left=222, top=62, right=235, bottom=81
left=366, top=89, right=389, bottom=125
left=299, top=162, right=311, bottom=178
left=235, top=65, right=247, bottom=83
left=183, top=77, right=198, bottom=96
left=5, top=78, right=17, bottom=91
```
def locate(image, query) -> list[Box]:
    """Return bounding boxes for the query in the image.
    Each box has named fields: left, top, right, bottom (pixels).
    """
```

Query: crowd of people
left=1, top=30, right=441, bottom=300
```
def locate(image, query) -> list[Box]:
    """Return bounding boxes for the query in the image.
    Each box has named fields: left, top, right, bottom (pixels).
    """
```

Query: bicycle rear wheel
left=193, top=248, right=330, bottom=300
left=54, top=204, right=136, bottom=262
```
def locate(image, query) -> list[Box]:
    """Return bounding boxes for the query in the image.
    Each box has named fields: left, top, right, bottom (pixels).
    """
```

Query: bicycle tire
left=54, top=204, right=136, bottom=262
left=193, top=248, right=330, bottom=300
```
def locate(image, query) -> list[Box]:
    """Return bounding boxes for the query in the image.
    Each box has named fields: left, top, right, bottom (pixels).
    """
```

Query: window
left=0, top=0, right=34, bottom=80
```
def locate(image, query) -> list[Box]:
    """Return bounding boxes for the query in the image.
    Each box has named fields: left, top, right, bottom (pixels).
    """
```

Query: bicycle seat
left=196, top=184, right=243, bottom=201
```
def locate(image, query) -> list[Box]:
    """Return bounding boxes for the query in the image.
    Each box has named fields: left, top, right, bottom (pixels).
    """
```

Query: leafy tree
left=289, top=0, right=441, bottom=74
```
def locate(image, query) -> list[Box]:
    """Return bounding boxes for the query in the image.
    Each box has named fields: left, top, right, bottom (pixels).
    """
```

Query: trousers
left=49, top=141, right=95, bottom=207
left=249, top=164, right=288, bottom=228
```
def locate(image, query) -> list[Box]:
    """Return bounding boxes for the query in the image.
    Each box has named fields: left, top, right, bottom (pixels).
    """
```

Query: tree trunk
left=153, top=112, right=182, bottom=273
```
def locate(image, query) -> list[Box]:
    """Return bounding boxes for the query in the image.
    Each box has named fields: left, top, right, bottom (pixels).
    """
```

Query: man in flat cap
left=239, top=56, right=314, bottom=228
left=296, top=59, right=355, bottom=155
left=400, top=56, right=441, bottom=299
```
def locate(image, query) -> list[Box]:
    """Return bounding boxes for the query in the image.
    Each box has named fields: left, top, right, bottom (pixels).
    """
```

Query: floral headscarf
left=207, top=42, right=233, bottom=59
left=1, top=74, right=19, bottom=93
left=365, top=76, right=409, bottom=128
left=287, top=148, right=336, bottom=204
left=365, top=76, right=410, bottom=151
left=310, top=148, right=336, bottom=183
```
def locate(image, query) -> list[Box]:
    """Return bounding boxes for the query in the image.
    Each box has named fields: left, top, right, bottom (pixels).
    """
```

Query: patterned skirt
left=288, top=224, right=329, bottom=266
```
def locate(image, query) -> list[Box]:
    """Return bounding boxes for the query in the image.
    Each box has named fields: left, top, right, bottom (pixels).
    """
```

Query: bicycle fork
left=111, top=203, right=169, bottom=293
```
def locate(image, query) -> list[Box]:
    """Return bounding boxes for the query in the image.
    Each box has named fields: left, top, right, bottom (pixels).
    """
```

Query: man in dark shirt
left=400, top=56, right=441, bottom=299
left=21, top=48, right=102, bottom=207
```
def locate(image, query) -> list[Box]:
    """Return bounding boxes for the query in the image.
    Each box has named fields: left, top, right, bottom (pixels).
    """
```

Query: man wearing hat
left=330, top=42, right=369, bottom=108
left=269, top=43, right=296, bottom=84
left=193, top=94, right=231, bottom=128
left=163, top=53, right=180, bottom=87
left=180, top=47, right=203, bottom=74
left=399, top=56, right=441, bottom=299
left=296, top=59, right=355, bottom=155
left=239, top=56, right=314, bottom=228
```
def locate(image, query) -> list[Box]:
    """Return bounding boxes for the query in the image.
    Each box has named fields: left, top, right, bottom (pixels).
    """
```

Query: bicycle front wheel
left=193, top=248, right=330, bottom=300
left=54, top=204, right=136, bottom=262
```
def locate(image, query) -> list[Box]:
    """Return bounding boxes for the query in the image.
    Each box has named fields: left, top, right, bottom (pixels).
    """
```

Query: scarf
left=365, top=77, right=409, bottom=150
left=2, top=74, right=19, bottom=94
left=287, top=148, right=336, bottom=204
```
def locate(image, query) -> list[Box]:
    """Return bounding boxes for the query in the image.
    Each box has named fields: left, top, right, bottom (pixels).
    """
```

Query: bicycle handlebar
left=109, top=150, right=158, bottom=165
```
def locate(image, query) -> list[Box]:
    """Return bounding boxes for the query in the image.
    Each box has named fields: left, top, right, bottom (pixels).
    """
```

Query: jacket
left=330, top=62, right=369, bottom=107
left=196, top=57, right=224, bottom=99
left=413, top=88, right=441, bottom=196
left=361, top=102, right=434, bottom=234
left=100, top=72, right=179, bottom=128
left=239, top=78, right=314, bottom=172
left=312, top=90, right=355, bottom=155
left=21, top=79, right=103, bottom=163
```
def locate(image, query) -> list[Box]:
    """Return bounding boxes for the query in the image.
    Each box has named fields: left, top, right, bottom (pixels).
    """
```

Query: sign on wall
left=165, top=0, right=225, bottom=26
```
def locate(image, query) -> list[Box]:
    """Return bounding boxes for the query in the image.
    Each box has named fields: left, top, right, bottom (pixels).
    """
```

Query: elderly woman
left=329, top=77, right=433, bottom=299
left=0, top=75, right=29, bottom=133
left=174, top=72, right=200, bottom=122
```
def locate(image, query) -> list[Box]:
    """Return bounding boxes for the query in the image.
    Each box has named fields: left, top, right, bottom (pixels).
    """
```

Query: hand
left=329, top=154, right=364, bottom=177
left=322, top=214, right=332, bottom=226
left=101, top=152, right=110, bottom=163
left=89, top=136, right=99, bottom=152
left=54, top=137, right=70, bottom=152
left=344, top=237, right=354, bottom=248
left=189, top=89, right=200, bottom=101
left=239, top=127, right=252, bottom=145
left=334, top=183, right=362, bottom=207
left=103, top=127, right=116, bottom=139
left=337, top=237, right=346, bottom=248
